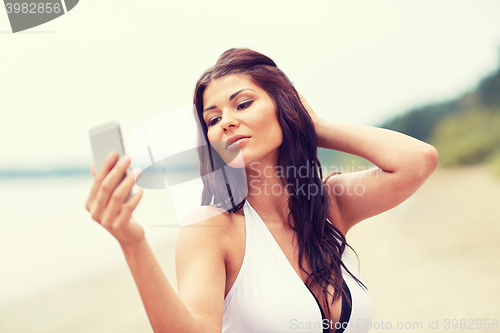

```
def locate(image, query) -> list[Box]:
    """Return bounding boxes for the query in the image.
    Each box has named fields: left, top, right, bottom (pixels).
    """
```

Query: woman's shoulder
left=178, top=205, right=242, bottom=248
left=176, top=205, right=242, bottom=266
left=181, top=205, right=233, bottom=227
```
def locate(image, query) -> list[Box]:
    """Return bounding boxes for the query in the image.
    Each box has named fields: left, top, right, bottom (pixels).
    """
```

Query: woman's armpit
left=323, top=171, right=342, bottom=183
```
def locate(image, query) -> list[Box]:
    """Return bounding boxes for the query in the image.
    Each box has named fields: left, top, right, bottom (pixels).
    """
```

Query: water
left=0, top=175, right=181, bottom=306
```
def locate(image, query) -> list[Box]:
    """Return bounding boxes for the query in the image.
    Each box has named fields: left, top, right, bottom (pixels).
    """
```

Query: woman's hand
left=85, top=152, right=144, bottom=247
left=298, top=92, right=320, bottom=129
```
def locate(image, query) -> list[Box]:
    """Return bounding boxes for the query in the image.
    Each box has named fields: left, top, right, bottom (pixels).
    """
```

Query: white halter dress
left=222, top=200, right=374, bottom=332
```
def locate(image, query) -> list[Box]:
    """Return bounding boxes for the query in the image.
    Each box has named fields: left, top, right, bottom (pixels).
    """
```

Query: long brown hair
left=193, top=48, right=366, bottom=315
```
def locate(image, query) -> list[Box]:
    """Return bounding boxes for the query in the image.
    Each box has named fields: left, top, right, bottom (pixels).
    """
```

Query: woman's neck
left=245, top=162, right=291, bottom=228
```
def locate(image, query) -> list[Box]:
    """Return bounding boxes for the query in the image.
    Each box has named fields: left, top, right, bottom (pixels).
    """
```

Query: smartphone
left=89, top=121, right=133, bottom=200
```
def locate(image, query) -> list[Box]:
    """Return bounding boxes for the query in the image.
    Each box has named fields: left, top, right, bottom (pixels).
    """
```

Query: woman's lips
left=227, top=137, right=250, bottom=152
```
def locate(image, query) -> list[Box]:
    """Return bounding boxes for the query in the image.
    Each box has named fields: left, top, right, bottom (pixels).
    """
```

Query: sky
left=1, top=0, right=500, bottom=170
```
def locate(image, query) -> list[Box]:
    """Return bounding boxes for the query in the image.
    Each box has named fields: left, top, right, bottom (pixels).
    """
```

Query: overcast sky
left=1, top=0, right=500, bottom=170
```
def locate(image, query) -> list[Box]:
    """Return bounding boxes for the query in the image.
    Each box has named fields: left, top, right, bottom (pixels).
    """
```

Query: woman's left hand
left=298, top=92, right=320, bottom=129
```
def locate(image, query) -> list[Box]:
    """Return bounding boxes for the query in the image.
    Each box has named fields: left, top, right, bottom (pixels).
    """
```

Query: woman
left=85, top=48, right=439, bottom=333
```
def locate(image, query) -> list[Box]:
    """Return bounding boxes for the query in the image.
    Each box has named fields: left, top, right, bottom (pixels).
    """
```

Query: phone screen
left=89, top=121, right=132, bottom=199
left=89, top=121, right=126, bottom=174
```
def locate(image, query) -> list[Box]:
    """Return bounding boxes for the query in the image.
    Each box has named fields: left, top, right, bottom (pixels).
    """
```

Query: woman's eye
left=206, top=101, right=252, bottom=127
left=237, top=100, right=253, bottom=110
left=207, top=117, right=220, bottom=127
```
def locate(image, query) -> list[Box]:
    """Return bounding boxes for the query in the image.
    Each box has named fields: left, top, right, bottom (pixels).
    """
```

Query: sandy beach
left=1, top=165, right=499, bottom=333
left=347, top=165, right=500, bottom=331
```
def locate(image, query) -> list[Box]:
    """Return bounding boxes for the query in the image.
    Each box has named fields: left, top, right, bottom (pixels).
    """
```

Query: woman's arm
left=299, top=94, right=439, bottom=235
left=315, top=119, right=439, bottom=177
left=86, top=153, right=225, bottom=333
left=319, top=119, right=438, bottom=235
left=120, top=239, right=205, bottom=333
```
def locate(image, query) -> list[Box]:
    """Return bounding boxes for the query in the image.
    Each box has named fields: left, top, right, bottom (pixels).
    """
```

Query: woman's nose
left=219, top=111, right=239, bottom=130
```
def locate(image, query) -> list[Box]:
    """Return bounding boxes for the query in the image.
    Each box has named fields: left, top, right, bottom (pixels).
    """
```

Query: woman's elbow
left=394, top=144, right=439, bottom=190
left=417, top=145, right=439, bottom=179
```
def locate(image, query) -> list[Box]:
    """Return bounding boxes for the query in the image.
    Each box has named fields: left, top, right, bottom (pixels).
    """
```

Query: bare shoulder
left=182, top=205, right=232, bottom=227
left=176, top=206, right=234, bottom=260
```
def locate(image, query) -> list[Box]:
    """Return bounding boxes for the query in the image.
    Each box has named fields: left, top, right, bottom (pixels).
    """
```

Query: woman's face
left=202, top=74, right=283, bottom=169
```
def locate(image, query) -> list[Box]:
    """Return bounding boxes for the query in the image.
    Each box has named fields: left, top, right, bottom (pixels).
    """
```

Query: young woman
left=85, top=48, right=439, bottom=333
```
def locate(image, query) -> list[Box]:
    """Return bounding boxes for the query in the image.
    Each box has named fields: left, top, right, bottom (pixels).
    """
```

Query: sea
left=0, top=174, right=182, bottom=306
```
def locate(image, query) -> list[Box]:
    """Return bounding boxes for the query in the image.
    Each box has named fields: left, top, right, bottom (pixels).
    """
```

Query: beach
left=1, top=165, right=499, bottom=332
left=347, top=165, right=500, bottom=331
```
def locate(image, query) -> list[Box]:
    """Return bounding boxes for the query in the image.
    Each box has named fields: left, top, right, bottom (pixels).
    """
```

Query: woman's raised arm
left=299, top=94, right=439, bottom=235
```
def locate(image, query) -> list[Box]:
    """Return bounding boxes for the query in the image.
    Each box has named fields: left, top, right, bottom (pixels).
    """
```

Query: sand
left=1, top=165, right=499, bottom=333
left=347, top=165, right=500, bottom=331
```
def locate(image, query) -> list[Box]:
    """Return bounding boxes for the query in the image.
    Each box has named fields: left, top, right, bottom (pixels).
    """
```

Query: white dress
left=222, top=200, right=374, bottom=332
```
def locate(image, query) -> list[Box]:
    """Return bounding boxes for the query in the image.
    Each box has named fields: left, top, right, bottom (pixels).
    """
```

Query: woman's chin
left=226, top=149, right=246, bottom=169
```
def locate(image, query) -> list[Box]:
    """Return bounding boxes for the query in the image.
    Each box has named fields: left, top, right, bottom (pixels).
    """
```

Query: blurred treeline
left=319, top=51, right=500, bottom=177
